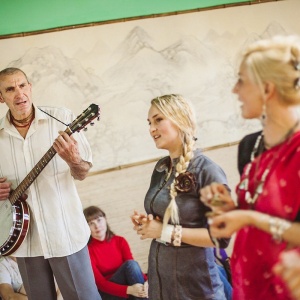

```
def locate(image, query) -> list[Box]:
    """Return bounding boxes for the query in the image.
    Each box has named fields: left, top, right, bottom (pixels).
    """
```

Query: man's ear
left=0, top=92, right=4, bottom=103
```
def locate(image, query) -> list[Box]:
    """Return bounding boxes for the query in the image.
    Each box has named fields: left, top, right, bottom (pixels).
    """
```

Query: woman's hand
left=131, top=212, right=162, bottom=240
left=273, top=250, right=300, bottom=300
left=137, top=218, right=163, bottom=240
left=208, top=210, right=252, bottom=238
left=200, top=182, right=236, bottom=213
left=130, top=210, right=149, bottom=227
left=127, top=283, right=148, bottom=298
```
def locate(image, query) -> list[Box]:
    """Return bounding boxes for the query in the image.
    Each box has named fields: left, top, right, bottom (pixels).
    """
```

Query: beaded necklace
left=238, top=120, right=299, bottom=208
left=10, top=108, right=35, bottom=128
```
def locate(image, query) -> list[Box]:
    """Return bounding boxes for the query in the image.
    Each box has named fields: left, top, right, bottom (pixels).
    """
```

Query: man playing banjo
left=0, top=68, right=101, bottom=300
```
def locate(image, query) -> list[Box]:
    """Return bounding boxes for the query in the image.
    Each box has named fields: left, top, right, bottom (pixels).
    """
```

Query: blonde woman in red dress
left=200, top=35, right=300, bottom=300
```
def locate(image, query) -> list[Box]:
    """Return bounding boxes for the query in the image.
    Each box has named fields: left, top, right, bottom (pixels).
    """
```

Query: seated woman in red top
left=84, top=206, right=148, bottom=300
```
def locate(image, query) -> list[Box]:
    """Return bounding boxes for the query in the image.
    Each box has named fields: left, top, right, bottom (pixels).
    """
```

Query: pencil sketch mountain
left=4, top=20, right=286, bottom=170
left=8, top=46, right=104, bottom=113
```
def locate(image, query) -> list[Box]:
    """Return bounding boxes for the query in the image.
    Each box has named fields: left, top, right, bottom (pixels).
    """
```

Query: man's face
left=0, top=71, right=33, bottom=118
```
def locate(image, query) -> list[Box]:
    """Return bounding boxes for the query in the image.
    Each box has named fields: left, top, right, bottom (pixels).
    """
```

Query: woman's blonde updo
left=242, top=35, right=300, bottom=105
left=151, top=94, right=197, bottom=226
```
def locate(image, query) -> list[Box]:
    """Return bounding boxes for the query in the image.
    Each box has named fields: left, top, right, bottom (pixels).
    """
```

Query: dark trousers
left=17, top=246, right=101, bottom=300
left=100, top=260, right=147, bottom=300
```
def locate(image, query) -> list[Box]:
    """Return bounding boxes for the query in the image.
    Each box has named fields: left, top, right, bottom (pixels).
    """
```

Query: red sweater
left=88, top=235, right=147, bottom=298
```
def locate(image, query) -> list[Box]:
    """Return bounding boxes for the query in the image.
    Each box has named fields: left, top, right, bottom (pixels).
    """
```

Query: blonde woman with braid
left=200, top=35, right=300, bottom=300
left=131, top=94, right=231, bottom=300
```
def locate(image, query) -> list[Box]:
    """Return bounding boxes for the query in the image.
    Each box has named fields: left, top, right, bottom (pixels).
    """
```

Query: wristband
left=160, top=224, right=174, bottom=244
left=173, top=225, right=182, bottom=246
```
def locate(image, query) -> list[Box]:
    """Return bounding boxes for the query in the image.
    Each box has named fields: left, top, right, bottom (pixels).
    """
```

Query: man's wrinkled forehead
left=0, top=72, right=28, bottom=89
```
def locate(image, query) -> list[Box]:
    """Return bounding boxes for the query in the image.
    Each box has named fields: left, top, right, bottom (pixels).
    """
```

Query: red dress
left=232, top=131, right=300, bottom=300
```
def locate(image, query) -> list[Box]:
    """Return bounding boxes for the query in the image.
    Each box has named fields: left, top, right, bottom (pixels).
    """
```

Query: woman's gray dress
left=144, top=149, right=230, bottom=300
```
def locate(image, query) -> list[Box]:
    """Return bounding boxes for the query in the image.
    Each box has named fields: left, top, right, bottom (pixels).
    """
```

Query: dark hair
left=0, top=68, right=30, bottom=83
left=83, top=206, right=115, bottom=241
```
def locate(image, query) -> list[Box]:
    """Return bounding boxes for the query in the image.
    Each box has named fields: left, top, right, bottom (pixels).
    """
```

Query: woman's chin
left=92, top=234, right=105, bottom=241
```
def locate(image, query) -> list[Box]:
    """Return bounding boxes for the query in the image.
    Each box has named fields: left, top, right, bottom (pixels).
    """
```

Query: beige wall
left=76, top=143, right=239, bottom=272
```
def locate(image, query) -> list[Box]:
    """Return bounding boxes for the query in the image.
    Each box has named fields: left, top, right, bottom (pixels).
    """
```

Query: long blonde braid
left=151, top=94, right=197, bottom=226
left=165, top=137, right=195, bottom=226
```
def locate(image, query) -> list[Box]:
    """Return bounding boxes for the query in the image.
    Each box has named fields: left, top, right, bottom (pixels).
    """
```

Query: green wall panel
left=1, top=0, right=252, bottom=36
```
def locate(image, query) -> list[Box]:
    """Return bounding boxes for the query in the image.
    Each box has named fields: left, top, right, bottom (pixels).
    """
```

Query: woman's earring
left=260, top=103, right=266, bottom=126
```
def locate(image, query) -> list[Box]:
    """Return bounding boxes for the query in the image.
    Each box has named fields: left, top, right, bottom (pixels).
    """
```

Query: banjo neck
left=9, top=128, right=74, bottom=205
left=9, top=145, right=58, bottom=205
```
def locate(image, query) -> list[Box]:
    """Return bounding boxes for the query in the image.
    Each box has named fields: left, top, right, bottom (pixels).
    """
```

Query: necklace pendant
left=239, top=179, right=248, bottom=190
left=245, top=191, right=253, bottom=204
left=256, top=182, right=264, bottom=194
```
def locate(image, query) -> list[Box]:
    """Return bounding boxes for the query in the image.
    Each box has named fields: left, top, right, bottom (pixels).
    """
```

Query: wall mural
left=0, top=0, right=298, bottom=172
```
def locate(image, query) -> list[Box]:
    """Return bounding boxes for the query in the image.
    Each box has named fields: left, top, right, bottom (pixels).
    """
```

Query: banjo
left=0, top=104, right=100, bottom=256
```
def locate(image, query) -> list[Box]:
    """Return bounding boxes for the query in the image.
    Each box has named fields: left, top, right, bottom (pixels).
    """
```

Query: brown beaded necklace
left=10, top=108, right=35, bottom=128
left=238, top=119, right=299, bottom=208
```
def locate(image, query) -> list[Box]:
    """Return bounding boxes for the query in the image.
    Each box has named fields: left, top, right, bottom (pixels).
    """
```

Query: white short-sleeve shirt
left=0, top=257, right=23, bottom=292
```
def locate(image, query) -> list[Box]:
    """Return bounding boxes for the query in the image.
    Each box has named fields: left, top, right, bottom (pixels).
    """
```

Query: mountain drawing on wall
left=6, top=21, right=287, bottom=171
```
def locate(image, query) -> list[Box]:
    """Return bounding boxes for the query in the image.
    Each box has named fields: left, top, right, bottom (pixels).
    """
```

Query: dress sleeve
left=198, top=160, right=231, bottom=248
left=199, top=161, right=230, bottom=192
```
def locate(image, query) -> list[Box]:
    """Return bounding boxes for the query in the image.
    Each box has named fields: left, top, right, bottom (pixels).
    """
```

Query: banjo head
left=0, top=199, right=30, bottom=256
left=0, top=199, right=14, bottom=246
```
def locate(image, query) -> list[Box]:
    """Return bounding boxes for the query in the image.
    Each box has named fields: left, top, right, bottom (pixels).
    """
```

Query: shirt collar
left=34, top=105, right=49, bottom=122
left=155, top=156, right=180, bottom=173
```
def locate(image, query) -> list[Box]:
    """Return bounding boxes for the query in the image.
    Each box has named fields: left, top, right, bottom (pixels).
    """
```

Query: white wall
left=1, top=0, right=298, bottom=173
